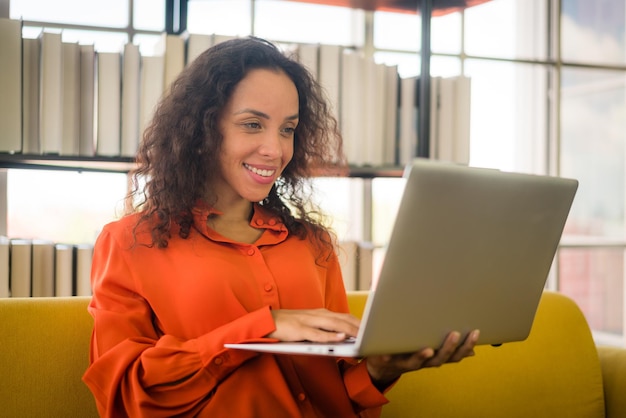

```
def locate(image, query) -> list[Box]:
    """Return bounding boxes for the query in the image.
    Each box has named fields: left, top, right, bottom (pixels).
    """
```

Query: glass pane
left=374, top=51, right=419, bottom=78
left=310, top=177, right=364, bottom=242
left=430, top=56, right=461, bottom=78
left=465, top=59, right=549, bottom=173
left=10, top=0, right=129, bottom=28
left=562, top=0, right=626, bottom=66
left=465, top=0, right=548, bottom=60
left=374, top=10, right=420, bottom=51
left=133, top=34, right=164, bottom=56
left=22, top=26, right=128, bottom=52
left=559, top=248, right=624, bottom=336
left=255, top=0, right=362, bottom=45
left=187, top=0, right=252, bottom=37
left=134, top=0, right=165, bottom=31
left=560, top=68, right=626, bottom=240
left=7, top=170, right=128, bottom=244
left=431, top=11, right=461, bottom=55
left=371, top=177, right=405, bottom=246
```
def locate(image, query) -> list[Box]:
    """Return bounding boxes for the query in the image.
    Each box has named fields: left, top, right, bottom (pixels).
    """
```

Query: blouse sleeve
left=83, top=227, right=277, bottom=418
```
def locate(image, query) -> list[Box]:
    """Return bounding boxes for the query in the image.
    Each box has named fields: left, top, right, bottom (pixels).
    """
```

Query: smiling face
left=213, top=68, right=298, bottom=209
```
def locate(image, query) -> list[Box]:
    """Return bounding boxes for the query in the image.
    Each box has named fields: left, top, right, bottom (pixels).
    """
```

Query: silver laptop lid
left=355, top=159, right=578, bottom=356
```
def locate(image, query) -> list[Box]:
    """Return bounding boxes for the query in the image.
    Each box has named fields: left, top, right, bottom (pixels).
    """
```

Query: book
left=9, top=239, right=32, bottom=297
left=398, top=76, right=418, bottom=165
left=22, top=37, right=41, bottom=154
left=79, top=44, right=96, bottom=156
left=183, top=32, right=213, bottom=66
left=0, top=236, right=9, bottom=298
left=157, top=32, right=185, bottom=91
left=31, top=239, right=55, bottom=297
left=340, top=49, right=364, bottom=165
left=297, top=43, right=319, bottom=80
left=139, top=55, right=165, bottom=137
left=430, top=76, right=471, bottom=165
left=383, top=64, right=399, bottom=165
left=61, top=42, right=80, bottom=156
left=96, top=51, right=121, bottom=156
left=363, top=59, right=387, bottom=166
left=453, top=75, right=471, bottom=165
left=428, top=76, right=441, bottom=162
left=0, top=18, right=23, bottom=153
left=357, top=241, right=374, bottom=291
left=39, top=31, right=63, bottom=155
left=54, top=243, right=74, bottom=297
left=74, top=244, right=93, bottom=296
left=318, top=44, right=342, bottom=124
left=121, top=42, right=141, bottom=157
left=337, top=240, right=358, bottom=291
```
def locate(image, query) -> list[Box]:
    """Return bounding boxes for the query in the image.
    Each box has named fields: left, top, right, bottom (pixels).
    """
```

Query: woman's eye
left=243, top=121, right=262, bottom=130
left=282, top=126, right=296, bottom=135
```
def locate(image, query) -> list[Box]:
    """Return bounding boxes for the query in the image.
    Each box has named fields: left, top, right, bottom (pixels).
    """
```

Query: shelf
left=0, top=154, right=136, bottom=173
left=0, top=154, right=407, bottom=178
left=286, top=0, right=491, bottom=15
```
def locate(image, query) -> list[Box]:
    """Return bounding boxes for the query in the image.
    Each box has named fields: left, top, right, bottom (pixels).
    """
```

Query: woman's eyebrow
left=235, top=108, right=299, bottom=122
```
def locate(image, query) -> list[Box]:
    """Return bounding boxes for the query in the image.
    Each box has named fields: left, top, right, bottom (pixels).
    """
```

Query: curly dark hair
left=128, top=36, right=346, bottom=252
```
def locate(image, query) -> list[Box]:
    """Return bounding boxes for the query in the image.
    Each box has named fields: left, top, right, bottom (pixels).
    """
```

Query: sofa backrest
left=0, top=296, right=98, bottom=417
left=348, top=290, right=606, bottom=418
left=0, top=291, right=606, bottom=418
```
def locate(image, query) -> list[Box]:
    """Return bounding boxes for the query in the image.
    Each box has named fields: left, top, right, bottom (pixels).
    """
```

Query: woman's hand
left=268, top=309, right=360, bottom=343
left=365, top=329, right=480, bottom=390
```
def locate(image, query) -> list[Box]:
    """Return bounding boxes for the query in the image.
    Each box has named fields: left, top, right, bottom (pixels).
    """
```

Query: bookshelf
left=0, top=0, right=481, bottom=295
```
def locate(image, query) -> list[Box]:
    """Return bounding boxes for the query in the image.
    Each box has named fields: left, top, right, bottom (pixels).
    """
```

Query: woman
left=83, top=36, right=478, bottom=418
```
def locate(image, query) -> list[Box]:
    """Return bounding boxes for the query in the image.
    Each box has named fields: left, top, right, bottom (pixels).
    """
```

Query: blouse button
left=214, top=357, right=223, bottom=366
left=297, top=393, right=306, bottom=402
left=268, top=219, right=277, bottom=226
left=264, top=283, right=273, bottom=292
left=255, top=219, right=264, bottom=226
left=247, top=248, right=255, bottom=256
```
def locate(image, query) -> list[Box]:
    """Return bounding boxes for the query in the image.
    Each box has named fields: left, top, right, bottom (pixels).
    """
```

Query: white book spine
left=61, top=42, right=80, bottom=156
left=75, top=244, right=93, bottom=296
left=0, top=236, right=9, bottom=298
left=428, top=76, right=441, bottom=161
left=0, top=18, right=23, bottom=153
left=31, top=239, right=55, bottom=297
left=10, top=239, right=32, bottom=297
left=383, top=65, right=399, bottom=165
left=318, top=44, right=342, bottom=125
left=160, top=33, right=185, bottom=91
left=121, top=43, right=141, bottom=157
left=297, top=43, right=319, bottom=80
left=22, top=37, right=40, bottom=154
left=399, top=76, right=418, bottom=165
left=185, top=33, right=214, bottom=66
left=39, top=31, right=63, bottom=154
left=340, top=50, right=364, bottom=166
left=96, top=51, right=121, bottom=156
left=79, top=44, right=96, bottom=156
left=337, top=241, right=358, bottom=291
left=54, top=243, right=74, bottom=297
left=139, top=55, right=165, bottom=136
left=453, top=75, right=471, bottom=165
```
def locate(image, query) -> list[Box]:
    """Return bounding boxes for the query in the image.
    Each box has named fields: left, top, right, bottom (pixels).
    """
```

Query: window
left=5, top=0, right=626, bottom=346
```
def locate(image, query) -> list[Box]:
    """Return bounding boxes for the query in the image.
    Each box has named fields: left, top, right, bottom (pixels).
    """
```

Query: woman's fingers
left=268, top=309, right=360, bottom=342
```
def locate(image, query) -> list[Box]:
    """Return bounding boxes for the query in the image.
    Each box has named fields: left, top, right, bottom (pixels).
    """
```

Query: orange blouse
left=83, top=203, right=390, bottom=417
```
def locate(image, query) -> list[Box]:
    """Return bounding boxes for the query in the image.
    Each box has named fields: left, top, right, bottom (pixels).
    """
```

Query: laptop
left=225, top=158, right=579, bottom=357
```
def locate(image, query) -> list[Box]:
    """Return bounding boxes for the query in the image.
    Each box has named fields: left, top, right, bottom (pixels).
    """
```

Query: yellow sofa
left=1, top=291, right=624, bottom=417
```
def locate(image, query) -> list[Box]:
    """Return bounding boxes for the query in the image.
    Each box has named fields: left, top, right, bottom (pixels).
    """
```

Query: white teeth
left=244, top=163, right=274, bottom=177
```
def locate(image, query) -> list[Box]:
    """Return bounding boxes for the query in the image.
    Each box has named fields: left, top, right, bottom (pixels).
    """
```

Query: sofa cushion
left=347, top=291, right=606, bottom=418
left=0, top=296, right=98, bottom=417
